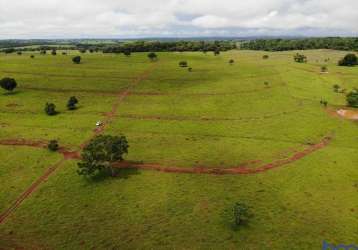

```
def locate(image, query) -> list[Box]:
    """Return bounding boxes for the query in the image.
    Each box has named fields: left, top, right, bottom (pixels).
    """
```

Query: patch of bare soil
left=6, top=103, right=22, bottom=108
left=337, top=109, right=358, bottom=120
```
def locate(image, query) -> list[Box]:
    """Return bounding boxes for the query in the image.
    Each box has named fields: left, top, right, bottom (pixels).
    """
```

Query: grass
left=0, top=49, right=357, bottom=249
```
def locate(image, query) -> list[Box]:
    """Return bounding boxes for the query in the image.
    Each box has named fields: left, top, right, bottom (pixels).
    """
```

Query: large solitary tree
left=77, top=135, right=129, bottom=177
left=0, top=77, right=17, bottom=92
left=338, top=54, right=358, bottom=66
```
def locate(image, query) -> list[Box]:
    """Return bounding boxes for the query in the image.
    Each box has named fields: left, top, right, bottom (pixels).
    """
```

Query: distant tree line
left=100, top=41, right=236, bottom=53
left=0, top=40, right=236, bottom=54
left=241, top=37, right=358, bottom=51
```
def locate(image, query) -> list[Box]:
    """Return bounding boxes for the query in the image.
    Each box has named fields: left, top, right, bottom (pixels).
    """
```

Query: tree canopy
left=338, top=54, right=358, bottom=66
left=241, top=37, right=358, bottom=51
left=78, top=135, right=129, bottom=177
left=0, top=77, right=17, bottom=92
left=72, top=56, right=81, bottom=64
left=67, top=96, right=79, bottom=110
left=147, top=52, right=158, bottom=61
left=346, top=89, right=358, bottom=107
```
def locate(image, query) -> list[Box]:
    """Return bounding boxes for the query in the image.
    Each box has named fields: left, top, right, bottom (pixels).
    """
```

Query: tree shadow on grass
left=2, top=90, right=21, bottom=96
left=89, top=167, right=140, bottom=183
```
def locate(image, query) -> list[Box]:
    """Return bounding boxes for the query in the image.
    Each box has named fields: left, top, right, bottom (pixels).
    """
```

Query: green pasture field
left=0, top=49, right=357, bottom=249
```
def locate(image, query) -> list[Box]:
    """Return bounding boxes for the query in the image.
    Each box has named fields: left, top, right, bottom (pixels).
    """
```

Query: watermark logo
left=322, top=240, right=358, bottom=250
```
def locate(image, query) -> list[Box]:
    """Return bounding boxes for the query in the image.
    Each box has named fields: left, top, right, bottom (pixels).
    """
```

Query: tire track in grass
left=0, top=159, right=66, bottom=224
left=0, top=63, right=158, bottom=225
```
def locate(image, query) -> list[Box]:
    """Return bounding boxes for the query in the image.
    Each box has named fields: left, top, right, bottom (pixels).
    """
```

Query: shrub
left=188, top=67, right=193, bottom=72
left=51, top=50, right=57, bottom=56
left=179, top=61, right=188, bottom=67
left=346, top=89, right=358, bottom=107
left=123, top=50, right=131, bottom=56
left=294, top=53, right=307, bottom=63
left=45, top=103, right=57, bottom=116
left=72, top=56, right=81, bottom=64
left=320, top=99, right=328, bottom=107
left=147, top=52, right=158, bottom=61
left=17, top=51, right=22, bottom=55
left=338, top=54, right=358, bottom=66
left=40, top=50, right=46, bottom=55
left=263, top=55, right=269, bottom=59
left=214, top=49, right=220, bottom=56
left=67, top=96, right=79, bottom=110
left=0, top=78, right=17, bottom=92
left=77, top=135, right=129, bottom=177
left=30, top=55, right=35, bottom=59
left=321, top=66, right=328, bottom=72
left=62, top=52, right=67, bottom=55
left=233, top=202, right=251, bottom=226
left=48, top=140, right=59, bottom=151
left=333, top=84, right=340, bottom=93
left=229, top=59, right=235, bottom=65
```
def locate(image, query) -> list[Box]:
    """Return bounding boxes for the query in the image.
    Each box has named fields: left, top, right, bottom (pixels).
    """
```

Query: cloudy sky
left=0, top=0, right=358, bottom=39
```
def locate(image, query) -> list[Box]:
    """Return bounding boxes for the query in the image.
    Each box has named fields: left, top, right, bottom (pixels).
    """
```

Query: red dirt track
left=113, top=136, right=332, bottom=175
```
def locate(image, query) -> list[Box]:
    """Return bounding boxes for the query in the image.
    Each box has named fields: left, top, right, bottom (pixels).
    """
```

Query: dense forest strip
left=241, top=37, right=358, bottom=51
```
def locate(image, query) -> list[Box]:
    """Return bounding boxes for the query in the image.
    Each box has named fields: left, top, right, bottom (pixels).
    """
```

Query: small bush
left=147, top=52, right=158, bottom=61
left=179, top=61, right=188, bottom=67
left=48, top=140, right=59, bottom=151
left=233, top=202, right=251, bottom=226
left=45, top=103, right=57, bottom=116
left=229, top=59, right=235, bottom=65
left=320, top=99, right=328, bottom=107
left=294, top=53, right=307, bottom=63
left=188, top=67, right=193, bottom=72
left=30, top=55, right=35, bottom=59
left=333, top=84, right=340, bottom=93
left=67, top=96, right=79, bottom=110
left=321, top=66, right=328, bottom=72
left=72, top=56, right=81, bottom=64
left=262, top=55, right=269, bottom=59
left=346, top=89, right=358, bottom=107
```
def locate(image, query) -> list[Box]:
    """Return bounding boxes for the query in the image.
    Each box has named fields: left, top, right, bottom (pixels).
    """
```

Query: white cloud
left=0, top=0, right=357, bottom=38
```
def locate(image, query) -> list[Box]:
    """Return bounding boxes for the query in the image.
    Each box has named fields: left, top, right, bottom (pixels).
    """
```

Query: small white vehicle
left=96, top=121, right=103, bottom=127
